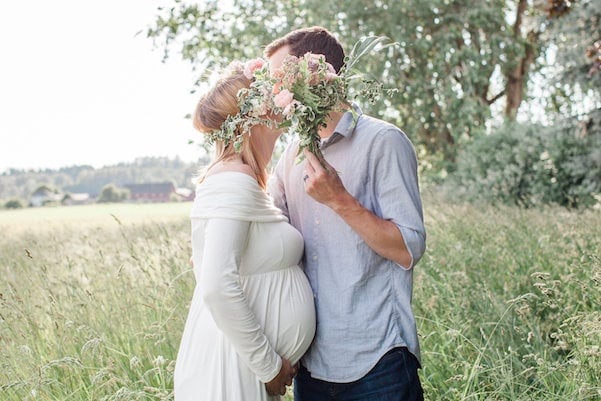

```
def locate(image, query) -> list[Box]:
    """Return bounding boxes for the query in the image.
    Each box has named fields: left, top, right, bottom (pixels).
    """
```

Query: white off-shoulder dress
left=174, top=172, right=316, bottom=401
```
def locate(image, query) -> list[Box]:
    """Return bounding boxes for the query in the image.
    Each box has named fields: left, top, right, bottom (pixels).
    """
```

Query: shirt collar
left=322, top=103, right=362, bottom=147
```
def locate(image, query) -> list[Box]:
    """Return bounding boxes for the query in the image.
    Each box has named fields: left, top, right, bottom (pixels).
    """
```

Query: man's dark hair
left=264, top=26, right=346, bottom=73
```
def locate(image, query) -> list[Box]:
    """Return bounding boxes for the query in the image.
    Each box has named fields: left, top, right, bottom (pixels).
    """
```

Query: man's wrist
left=330, top=191, right=362, bottom=217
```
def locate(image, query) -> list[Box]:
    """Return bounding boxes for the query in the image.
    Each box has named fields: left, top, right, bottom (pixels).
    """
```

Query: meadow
left=1, top=197, right=599, bottom=400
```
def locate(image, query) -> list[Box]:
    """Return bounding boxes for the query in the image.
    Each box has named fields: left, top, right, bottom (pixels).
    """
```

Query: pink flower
left=244, top=58, right=265, bottom=80
left=274, top=89, right=294, bottom=109
left=324, top=60, right=338, bottom=81
left=325, top=72, right=338, bottom=82
left=303, top=53, right=332, bottom=85
left=283, top=100, right=299, bottom=118
left=305, top=53, right=326, bottom=72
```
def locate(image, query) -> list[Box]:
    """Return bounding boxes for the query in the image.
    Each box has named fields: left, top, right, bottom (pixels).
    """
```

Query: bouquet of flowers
left=269, top=35, right=395, bottom=164
left=208, top=36, right=395, bottom=162
left=271, top=53, right=347, bottom=165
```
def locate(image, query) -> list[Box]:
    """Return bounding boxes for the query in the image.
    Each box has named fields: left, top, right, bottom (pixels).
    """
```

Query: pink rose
left=305, top=53, right=326, bottom=73
left=304, top=53, right=330, bottom=85
left=274, top=89, right=294, bottom=109
left=244, top=58, right=265, bottom=80
left=283, top=100, right=299, bottom=118
left=272, top=83, right=282, bottom=95
left=326, top=62, right=336, bottom=74
left=325, top=72, right=338, bottom=82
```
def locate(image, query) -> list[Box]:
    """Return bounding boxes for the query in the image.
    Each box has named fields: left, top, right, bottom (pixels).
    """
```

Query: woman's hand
left=265, top=357, right=295, bottom=396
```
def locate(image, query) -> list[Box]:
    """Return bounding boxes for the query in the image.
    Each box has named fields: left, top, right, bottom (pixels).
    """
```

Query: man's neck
left=318, top=111, right=345, bottom=139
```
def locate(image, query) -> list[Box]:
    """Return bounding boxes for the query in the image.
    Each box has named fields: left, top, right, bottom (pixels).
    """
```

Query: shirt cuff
left=397, top=225, right=426, bottom=270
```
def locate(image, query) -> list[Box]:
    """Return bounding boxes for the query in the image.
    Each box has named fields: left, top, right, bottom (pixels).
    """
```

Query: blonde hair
left=193, top=62, right=268, bottom=189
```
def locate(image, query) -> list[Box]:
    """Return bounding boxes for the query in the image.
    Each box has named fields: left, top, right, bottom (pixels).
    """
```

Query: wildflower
left=205, top=36, right=395, bottom=162
left=243, top=58, right=265, bottom=80
left=274, top=89, right=295, bottom=109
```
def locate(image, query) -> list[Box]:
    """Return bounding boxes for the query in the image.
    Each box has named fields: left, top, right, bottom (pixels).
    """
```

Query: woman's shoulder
left=204, top=161, right=257, bottom=181
left=198, top=171, right=260, bottom=195
left=192, top=169, right=286, bottom=222
left=198, top=161, right=260, bottom=194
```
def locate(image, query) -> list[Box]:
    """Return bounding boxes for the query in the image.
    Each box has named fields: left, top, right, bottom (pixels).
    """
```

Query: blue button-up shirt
left=268, top=104, right=426, bottom=382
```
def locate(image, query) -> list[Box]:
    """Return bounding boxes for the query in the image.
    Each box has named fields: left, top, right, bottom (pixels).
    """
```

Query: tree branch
left=487, top=90, right=506, bottom=105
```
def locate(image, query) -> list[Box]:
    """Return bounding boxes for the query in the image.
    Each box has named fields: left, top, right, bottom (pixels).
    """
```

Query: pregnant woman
left=174, top=60, right=316, bottom=401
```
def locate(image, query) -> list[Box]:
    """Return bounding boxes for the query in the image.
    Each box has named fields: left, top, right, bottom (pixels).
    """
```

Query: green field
left=1, top=199, right=599, bottom=400
left=0, top=202, right=193, bottom=232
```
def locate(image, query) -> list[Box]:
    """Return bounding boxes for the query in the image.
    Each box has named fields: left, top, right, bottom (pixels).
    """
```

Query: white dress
left=174, top=172, right=316, bottom=401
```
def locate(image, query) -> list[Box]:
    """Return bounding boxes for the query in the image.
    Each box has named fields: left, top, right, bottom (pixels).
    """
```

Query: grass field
left=0, top=202, right=192, bottom=232
left=1, top=198, right=599, bottom=400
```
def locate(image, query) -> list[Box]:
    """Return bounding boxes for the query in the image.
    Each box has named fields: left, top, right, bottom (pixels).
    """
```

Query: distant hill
left=0, top=156, right=209, bottom=200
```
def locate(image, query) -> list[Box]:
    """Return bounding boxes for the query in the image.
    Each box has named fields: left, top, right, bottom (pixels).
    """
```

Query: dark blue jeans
left=294, top=347, right=424, bottom=401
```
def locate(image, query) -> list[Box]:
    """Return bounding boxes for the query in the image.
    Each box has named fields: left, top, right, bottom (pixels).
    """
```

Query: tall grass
left=0, top=198, right=599, bottom=400
left=417, top=193, right=601, bottom=400
left=1, top=203, right=192, bottom=401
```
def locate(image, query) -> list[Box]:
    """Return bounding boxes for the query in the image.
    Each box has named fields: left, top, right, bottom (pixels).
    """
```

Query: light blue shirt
left=268, top=104, right=426, bottom=382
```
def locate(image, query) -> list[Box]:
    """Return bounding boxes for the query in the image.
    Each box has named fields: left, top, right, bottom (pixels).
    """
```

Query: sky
left=0, top=0, right=204, bottom=173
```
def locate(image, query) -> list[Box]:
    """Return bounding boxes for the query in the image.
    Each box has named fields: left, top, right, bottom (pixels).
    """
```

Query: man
left=265, top=26, right=427, bottom=401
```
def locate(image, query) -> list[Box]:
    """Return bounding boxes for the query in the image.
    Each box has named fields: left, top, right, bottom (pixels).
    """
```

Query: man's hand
left=302, top=150, right=352, bottom=211
left=302, top=150, right=414, bottom=268
left=265, top=357, right=295, bottom=396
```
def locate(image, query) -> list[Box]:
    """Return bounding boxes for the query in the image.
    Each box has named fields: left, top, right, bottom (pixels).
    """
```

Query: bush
left=96, top=184, right=130, bottom=203
left=4, top=199, right=24, bottom=209
left=452, top=109, right=601, bottom=208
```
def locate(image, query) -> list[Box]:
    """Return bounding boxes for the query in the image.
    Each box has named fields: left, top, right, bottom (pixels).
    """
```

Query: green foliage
left=0, top=207, right=192, bottom=400
left=97, top=184, right=130, bottom=203
left=147, top=0, right=286, bottom=83
left=147, top=0, right=546, bottom=165
left=417, top=196, right=601, bottom=399
left=0, top=157, right=202, bottom=200
left=543, top=0, right=601, bottom=115
left=1, top=199, right=599, bottom=400
left=452, top=109, right=601, bottom=208
left=32, top=184, right=60, bottom=196
left=3, top=199, right=24, bottom=209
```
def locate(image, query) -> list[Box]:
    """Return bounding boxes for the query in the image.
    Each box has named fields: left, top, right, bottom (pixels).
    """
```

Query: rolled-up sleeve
left=196, top=217, right=281, bottom=382
left=372, top=129, right=426, bottom=269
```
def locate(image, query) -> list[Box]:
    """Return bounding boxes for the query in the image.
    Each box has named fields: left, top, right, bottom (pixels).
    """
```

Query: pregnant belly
left=241, top=265, right=316, bottom=365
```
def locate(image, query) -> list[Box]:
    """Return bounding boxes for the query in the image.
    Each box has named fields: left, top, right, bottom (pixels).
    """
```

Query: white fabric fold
left=191, top=172, right=288, bottom=223
left=191, top=172, right=286, bottom=383
left=175, top=171, right=316, bottom=400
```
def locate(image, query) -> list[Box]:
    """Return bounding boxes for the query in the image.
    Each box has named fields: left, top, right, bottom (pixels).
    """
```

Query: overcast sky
left=0, top=0, right=204, bottom=173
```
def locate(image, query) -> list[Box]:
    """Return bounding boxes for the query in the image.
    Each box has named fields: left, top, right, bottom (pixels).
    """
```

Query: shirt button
left=313, top=254, right=318, bottom=261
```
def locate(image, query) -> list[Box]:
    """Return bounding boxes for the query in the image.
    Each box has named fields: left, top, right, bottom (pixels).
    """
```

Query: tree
left=540, top=0, right=601, bottom=117
left=4, top=199, right=24, bottom=209
left=147, top=0, right=577, bottom=166
left=97, top=184, right=130, bottom=203
left=31, top=184, right=59, bottom=197
left=453, top=108, right=601, bottom=208
left=0, top=157, right=200, bottom=200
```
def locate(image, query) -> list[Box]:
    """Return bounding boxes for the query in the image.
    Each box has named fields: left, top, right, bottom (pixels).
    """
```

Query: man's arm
left=302, top=130, right=425, bottom=269
left=303, top=152, right=413, bottom=268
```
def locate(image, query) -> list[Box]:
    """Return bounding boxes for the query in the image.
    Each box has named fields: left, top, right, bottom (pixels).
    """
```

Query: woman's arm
left=197, top=218, right=285, bottom=384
